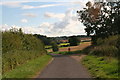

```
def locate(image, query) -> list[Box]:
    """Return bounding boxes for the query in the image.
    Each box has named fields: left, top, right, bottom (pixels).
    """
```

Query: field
left=47, top=42, right=91, bottom=52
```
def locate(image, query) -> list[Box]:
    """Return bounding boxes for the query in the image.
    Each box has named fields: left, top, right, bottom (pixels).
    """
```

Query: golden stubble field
left=47, top=42, right=91, bottom=52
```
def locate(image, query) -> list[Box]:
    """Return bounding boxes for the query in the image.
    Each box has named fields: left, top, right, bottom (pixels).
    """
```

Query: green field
left=45, top=42, right=85, bottom=51
left=82, top=55, right=118, bottom=78
left=45, top=43, right=70, bottom=49
left=2, top=55, right=52, bottom=78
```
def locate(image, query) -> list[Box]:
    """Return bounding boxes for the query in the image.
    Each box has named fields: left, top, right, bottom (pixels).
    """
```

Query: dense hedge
left=90, top=35, right=119, bottom=57
left=2, top=29, right=47, bottom=73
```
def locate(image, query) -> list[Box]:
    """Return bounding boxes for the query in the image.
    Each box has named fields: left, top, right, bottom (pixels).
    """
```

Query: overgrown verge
left=2, top=28, right=47, bottom=74
left=81, top=35, right=119, bottom=79
left=90, top=35, right=119, bottom=57
left=2, top=55, right=52, bottom=78
left=82, top=55, right=118, bottom=79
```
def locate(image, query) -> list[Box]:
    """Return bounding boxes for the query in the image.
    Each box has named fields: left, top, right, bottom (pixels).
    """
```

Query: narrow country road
left=37, top=54, right=92, bottom=78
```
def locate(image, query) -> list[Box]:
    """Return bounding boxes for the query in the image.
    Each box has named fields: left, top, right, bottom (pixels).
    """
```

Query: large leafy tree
left=68, top=36, right=80, bottom=46
left=77, top=1, right=120, bottom=44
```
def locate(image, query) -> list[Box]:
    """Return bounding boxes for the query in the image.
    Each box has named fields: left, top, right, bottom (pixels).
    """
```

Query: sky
left=0, top=0, right=93, bottom=37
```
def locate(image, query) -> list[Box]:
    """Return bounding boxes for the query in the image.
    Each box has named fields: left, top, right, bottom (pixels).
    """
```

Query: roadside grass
left=2, top=55, right=52, bottom=78
left=82, top=55, right=119, bottom=79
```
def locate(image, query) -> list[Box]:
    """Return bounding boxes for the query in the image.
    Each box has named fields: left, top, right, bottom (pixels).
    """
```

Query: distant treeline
left=2, top=28, right=46, bottom=73
left=33, top=34, right=90, bottom=46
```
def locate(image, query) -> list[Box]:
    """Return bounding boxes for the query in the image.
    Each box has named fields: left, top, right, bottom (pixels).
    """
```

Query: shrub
left=68, top=36, right=80, bottom=46
left=51, top=41, right=59, bottom=52
left=90, top=35, right=119, bottom=57
left=90, top=45, right=118, bottom=57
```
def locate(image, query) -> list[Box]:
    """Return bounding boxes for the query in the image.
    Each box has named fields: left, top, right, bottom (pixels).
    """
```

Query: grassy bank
left=82, top=55, right=118, bottom=79
left=2, top=55, right=52, bottom=78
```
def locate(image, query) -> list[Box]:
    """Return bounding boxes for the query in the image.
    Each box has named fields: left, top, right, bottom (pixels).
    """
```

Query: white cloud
left=0, top=0, right=88, bottom=10
left=0, top=1, right=29, bottom=8
left=22, top=3, right=67, bottom=9
left=40, top=22, right=52, bottom=28
left=44, top=12, right=65, bottom=20
left=1, top=0, right=88, bottom=37
left=21, top=19, right=28, bottom=23
left=0, top=2, right=21, bottom=7
left=39, top=9, right=86, bottom=37
left=1, top=24, right=44, bottom=34
left=22, top=13, right=37, bottom=17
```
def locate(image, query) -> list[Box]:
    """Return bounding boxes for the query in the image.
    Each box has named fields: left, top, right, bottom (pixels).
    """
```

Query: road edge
left=32, top=57, right=54, bottom=78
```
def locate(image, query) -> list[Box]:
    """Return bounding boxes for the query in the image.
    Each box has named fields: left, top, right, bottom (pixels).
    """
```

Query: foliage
left=82, top=55, right=119, bottom=79
left=51, top=41, right=59, bottom=52
left=2, top=55, right=52, bottom=78
left=89, top=35, right=119, bottom=57
left=2, top=28, right=47, bottom=73
left=68, top=36, right=80, bottom=46
left=77, top=1, right=120, bottom=44
left=34, top=34, right=52, bottom=45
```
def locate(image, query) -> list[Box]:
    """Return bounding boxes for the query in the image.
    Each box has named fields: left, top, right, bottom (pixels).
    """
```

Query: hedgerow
left=2, top=28, right=47, bottom=73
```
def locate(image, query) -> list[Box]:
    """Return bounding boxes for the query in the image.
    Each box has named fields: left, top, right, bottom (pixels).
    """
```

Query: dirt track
left=47, top=42, right=91, bottom=52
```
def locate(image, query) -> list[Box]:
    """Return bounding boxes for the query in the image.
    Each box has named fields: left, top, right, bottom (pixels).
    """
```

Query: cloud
left=1, top=24, right=44, bottom=34
left=22, top=13, right=37, bottom=17
left=44, top=12, right=65, bottom=19
left=0, top=1, right=67, bottom=9
left=1, top=0, right=87, bottom=37
left=39, top=9, right=86, bottom=37
left=0, top=2, right=21, bottom=7
left=22, top=3, right=67, bottom=9
left=21, top=19, right=28, bottom=23
left=0, top=1, right=29, bottom=8
left=0, top=0, right=87, bottom=10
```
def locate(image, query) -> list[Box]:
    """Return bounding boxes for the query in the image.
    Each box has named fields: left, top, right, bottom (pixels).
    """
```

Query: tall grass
left=82, top=55, right=118, bottom=79
left=90, top=35, right=119, bottom=57
left=2, top=55, right=52, bottom=78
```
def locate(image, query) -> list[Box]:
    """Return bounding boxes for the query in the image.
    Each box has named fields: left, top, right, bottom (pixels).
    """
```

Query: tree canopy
left=77, top=1, right=120, bottom=44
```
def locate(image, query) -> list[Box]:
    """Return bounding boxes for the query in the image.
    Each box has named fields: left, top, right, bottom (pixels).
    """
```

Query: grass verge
left=82, top=55, right=118, bottom=79
left=2, top=55, right=52, bottom=78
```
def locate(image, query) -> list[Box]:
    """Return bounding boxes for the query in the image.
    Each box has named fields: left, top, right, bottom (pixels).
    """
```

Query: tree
left=51, top=41, right=59, bottom=52
left=33, top=34, right=51, bottom=45
left=69, top=36, right=80, bottom=46
left=77, top=1, right=120, bottom=44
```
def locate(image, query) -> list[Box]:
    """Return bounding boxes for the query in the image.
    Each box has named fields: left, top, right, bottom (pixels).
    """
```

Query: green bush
left=51, top=41, right=59, bottom=52
left=2, top=28, right=47, bottom=74
left=90, top=45, right=118, bottom=57
left=68, top=36, right=80, bottom=46
left=90, top=35, right=119, bottom=57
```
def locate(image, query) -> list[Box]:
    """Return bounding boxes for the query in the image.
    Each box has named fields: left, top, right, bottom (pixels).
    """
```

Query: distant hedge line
left=2, top=28, right=47, bottom=74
